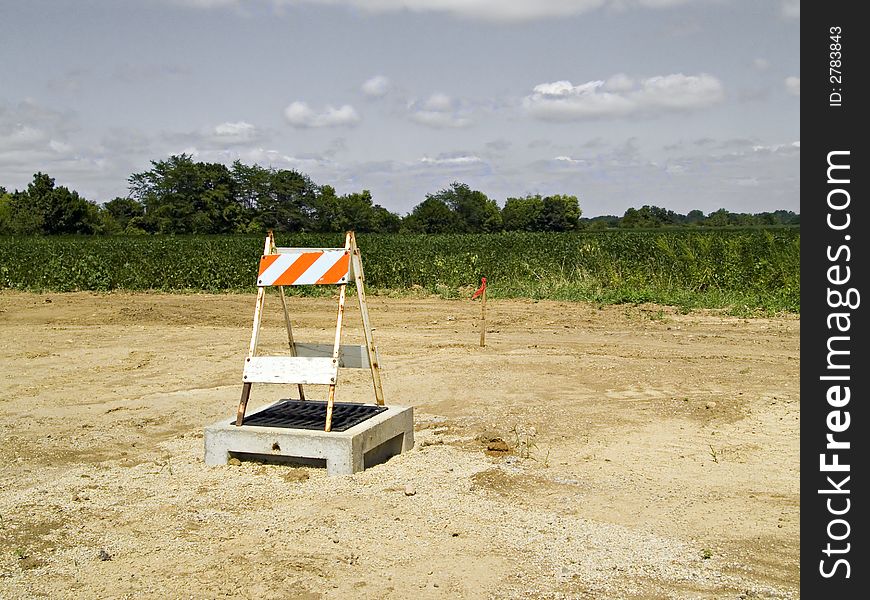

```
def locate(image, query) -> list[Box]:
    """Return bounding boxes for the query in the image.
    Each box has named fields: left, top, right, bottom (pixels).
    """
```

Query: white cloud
left=0, top=100, right=78, bottom=157
left=214, top=121, right=254, bottom=136
left=553, top=155, right=586, bottom=165
left=781, top=0, right=799, bottom=19
left=48, top=139, right=74, bottom=154
left=408, top=94, right=472, bottom=128
left=532, top=81, right=584, bottom=96
left=1, top=125, right=49, bottom=151
left=524, top=73, right=724, bottom=120
left=524, top=80, right=635, bottom=119
left=751, top=142, right=800, bottom=154
left=172, top=0, right=239, bottom=7
left=422, top=93, right=453, bottom=112
left=159, top=121, right=268, bottom=149
left=419, top=154, right=482, bottom=166
left=633, top=73, right=724, bottom=109
left=167, top=0, right=707, bottom=23
left=785, top=76, right=800, bottom=96
left=361, top=75, right=391, bottom=97
left=753, top=58, right=770, bottom=71
left=604, top=73, right=635, bottom=92
left=284, top=101, right=361, bottom=128
left=411, top=111, right=472, bottom=128
left=362, top=0, right=606, bottom=20
left=0, top=101, right=125, bottom=200
left=634, top=0, right=697, bottom=6
left=212, top=121, right=262, bottom=144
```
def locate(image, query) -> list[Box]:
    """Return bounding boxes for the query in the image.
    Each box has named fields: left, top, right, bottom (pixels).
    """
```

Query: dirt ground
left=0, top=291, right=799, bottom=599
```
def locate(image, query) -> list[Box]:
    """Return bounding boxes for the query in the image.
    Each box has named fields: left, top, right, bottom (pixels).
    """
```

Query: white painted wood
left=294, top=343, right=370, bottom=369
left=257, top=249, right=349, bottom=286
left=278, top=285, right=305, bottom=400
left=274, top=247, right=345, bottom=253
left=326, top=232, right=353, bottom=432
left=273, top=247, right=355, bottom=279
left=243, top=356, right=338, bottom=385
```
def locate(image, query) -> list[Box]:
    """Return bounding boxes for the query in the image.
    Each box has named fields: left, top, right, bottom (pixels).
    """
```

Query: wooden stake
left=235, top=233, right=273, bottom=426
left=236, top=383, right=252, bottom=426
left=271, top=230, right=305, bottom=400
left=350, top=233, right=385, bottom=406
left=325, top=384, right=337, bottom=433
left=479, top=285, right=487, bottom=347
left=325, top=233, right=352, bottom=432
left=278, top=285, right=305, bottom=401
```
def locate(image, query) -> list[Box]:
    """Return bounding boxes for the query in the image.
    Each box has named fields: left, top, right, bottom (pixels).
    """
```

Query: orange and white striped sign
left=257, top=250, right=350, bottom=286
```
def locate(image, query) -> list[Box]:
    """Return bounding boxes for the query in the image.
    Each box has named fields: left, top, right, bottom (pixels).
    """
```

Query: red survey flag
left=471, top=277, right=487, bottom=300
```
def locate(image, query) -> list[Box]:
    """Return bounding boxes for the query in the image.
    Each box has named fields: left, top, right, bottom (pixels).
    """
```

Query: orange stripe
left=316, top=252, right=350, bottom=284
left=258, top=253, right=281, bottom=276
left=272, top=252, right=323, bottom=286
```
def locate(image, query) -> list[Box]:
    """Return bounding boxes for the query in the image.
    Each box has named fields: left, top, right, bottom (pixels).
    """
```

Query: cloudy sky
left=0, top=0, right=799, bottom=216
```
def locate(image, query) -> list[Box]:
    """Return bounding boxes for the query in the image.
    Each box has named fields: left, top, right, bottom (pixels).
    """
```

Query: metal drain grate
left=237, top=400, right=387, bottom=431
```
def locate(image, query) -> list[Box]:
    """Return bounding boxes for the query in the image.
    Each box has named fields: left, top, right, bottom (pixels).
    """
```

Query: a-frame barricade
left=235, top=231, right=384, bottom=432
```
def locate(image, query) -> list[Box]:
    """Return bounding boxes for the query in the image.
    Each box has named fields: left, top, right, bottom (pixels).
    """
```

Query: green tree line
left=0, top=154, right=799, bottom=235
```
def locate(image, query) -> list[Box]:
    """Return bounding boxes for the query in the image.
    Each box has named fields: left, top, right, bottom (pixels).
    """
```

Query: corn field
left=0, top=230, right=800, bottom=312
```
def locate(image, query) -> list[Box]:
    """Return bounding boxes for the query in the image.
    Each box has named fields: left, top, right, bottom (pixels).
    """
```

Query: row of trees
left=0, top=154, right=798, bottom=235
left=615, top=204, right=799, bottom=228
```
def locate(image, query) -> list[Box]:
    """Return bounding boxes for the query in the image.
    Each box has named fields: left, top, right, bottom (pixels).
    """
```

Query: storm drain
left=236, top=400, right=388, bottom=432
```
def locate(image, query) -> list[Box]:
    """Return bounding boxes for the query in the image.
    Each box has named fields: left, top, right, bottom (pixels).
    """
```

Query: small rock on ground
left=282, top=469, right=310, bottom=483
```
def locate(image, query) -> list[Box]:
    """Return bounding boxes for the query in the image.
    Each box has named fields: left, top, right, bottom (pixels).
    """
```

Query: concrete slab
left=204, top=401, right=414, bottom=475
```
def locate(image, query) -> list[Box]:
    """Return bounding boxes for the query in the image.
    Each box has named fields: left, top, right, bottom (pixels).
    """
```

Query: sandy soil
left=0, top=291, right=799, bottom=599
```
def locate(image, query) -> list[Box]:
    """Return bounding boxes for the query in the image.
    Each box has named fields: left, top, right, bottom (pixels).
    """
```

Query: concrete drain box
left=205, top=400, right=414, bottom=475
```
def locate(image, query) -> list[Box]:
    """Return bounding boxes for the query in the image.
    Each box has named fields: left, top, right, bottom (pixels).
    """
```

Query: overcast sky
left=0, top=0, right=799, bottom=217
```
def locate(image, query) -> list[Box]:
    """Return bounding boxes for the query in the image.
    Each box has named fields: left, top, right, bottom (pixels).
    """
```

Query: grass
left=709, top=445, right=720, bottom=464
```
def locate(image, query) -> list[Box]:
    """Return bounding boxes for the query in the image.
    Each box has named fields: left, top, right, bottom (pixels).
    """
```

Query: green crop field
left=0, top=229, right=799, bottom=313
